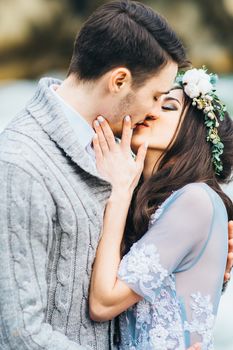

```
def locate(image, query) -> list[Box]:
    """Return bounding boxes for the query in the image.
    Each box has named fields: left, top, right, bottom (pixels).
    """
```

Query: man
left=0, top=1, right=232, bottom=349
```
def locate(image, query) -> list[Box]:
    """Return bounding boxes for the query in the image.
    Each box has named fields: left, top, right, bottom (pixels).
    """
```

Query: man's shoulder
left=0, top=110, right=50, bottom=180
left=2, top=105, right=43, bottom=137
left=0, top=126, right=53, bottom=206
left=1, top=102, right=51, bottom=148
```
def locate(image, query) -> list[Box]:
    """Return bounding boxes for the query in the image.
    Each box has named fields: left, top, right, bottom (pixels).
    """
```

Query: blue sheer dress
left=117, top=183, right=228, bottom=350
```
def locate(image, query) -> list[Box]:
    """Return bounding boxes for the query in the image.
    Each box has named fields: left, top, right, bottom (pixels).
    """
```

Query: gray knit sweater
left=0, top=78, right=115, bottom=350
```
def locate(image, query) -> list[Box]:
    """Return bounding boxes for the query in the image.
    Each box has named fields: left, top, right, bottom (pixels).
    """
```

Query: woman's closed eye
left=162, top=103, right=178, bottom=111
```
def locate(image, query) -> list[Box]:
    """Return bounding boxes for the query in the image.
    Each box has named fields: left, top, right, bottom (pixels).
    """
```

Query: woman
left=89, top=68, right=233, bottom=349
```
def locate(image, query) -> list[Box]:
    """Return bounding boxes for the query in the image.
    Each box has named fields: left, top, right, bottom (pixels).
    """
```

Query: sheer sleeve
left=118, top=184, right=214, bottom=303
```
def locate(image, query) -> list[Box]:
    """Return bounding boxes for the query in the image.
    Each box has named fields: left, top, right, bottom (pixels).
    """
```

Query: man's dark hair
left=68, top=0, right=188, bottom=86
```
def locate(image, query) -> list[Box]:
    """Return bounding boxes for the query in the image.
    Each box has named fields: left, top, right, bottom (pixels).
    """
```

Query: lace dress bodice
left=117, top=183, right=228, bottom=349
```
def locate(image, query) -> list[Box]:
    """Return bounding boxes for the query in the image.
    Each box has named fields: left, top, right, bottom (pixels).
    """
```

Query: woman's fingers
left=93, top=120, right=109, bottom=155
left=94, top=115, right=134, bottom=155
left=92, top=133, right=103, bottom=162
left=97, top=116, right=116, bottom=151
left=121, top=115, right=133, bottom=151
left=187, top=344, right=201, bottom=350
left=224, top=221, right=233, bottom=282
left=224, top=250, right=233, bottom=282
left=135, top=141, right=148, bottom=169
left=228, top=220, right=233, bottom=239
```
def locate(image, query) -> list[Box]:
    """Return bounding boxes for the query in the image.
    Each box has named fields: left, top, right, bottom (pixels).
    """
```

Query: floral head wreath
left=176, top=67, right=227, bottom=175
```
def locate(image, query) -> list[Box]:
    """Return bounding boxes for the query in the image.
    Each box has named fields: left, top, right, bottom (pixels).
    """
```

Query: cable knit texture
left=0, top=78, right=115, bottom=350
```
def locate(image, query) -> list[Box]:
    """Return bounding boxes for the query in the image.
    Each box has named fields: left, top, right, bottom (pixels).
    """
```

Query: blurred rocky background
left=0, top=1, right=232, bottom=348
left=0, top=0, right=233, bottom=79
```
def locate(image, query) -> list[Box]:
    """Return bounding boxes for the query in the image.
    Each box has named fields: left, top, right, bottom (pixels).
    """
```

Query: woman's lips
left=135, top=121, right=150, bottom=130
left=134, top=116, right=158, bottom=130
left=136, top=124, right=148, bottom=129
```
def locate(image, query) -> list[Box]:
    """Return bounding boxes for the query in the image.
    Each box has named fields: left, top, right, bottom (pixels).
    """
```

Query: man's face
left=109, top=61, right=178, bottom=137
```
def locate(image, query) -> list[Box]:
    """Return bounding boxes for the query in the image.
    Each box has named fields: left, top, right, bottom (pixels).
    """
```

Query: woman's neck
left=143, top=148, right=163, bottom=181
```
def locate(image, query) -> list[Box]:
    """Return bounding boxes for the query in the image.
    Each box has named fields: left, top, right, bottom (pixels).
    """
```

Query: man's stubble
left=109, top=91, right=136, bottom=138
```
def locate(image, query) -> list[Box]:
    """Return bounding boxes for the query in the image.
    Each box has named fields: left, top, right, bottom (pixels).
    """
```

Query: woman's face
left=131, top=88, right=185, bottom=153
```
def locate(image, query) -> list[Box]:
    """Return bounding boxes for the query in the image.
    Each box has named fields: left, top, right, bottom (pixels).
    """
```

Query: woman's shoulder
left=158, top=182, right=215, bottom=211
left=150, top=182, right=226, bottom=227
left=178, top=182, right=213, bottom=196
left=169, top=182, right=224, bottom=206
left=179, top=183, right=227, bottom=214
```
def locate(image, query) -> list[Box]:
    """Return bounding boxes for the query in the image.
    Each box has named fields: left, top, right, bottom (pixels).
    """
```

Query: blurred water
left=0, top=76, right=233, bottom=349
left=217, top=76, right=233, bottom=115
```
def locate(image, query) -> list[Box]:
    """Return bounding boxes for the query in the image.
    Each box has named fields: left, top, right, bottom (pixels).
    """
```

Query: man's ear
left=108, top=67, right=132, bottom=93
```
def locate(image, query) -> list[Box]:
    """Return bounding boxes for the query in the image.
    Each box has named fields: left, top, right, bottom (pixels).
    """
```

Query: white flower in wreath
left=184, top=82, right=200, bottom=98
left=183, top=68, right=210, bottom=85
left=182, top=68, right=200, bottom=84
left=197, top=69, right=211, bottom=82
left=197, top=79, right=213, bottom=95
left=182, top=68, right=213, bottom=98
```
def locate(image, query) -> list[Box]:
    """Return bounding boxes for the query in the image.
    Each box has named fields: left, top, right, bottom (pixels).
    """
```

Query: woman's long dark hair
left=114, top=92, right=233, bottom=346
left=122, top=93, right=233, bottom=256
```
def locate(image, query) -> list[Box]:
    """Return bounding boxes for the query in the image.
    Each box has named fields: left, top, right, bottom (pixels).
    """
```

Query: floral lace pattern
left=119, top=243, right=168, bottom=303
left=149, top=191, right=177, bottom=227
left=184, top=293, right=215, bottom=350
left=118, top=241, right=215, bottom=349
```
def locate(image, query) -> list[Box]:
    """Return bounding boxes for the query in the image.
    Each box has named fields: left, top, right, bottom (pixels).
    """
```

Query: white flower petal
left=197, top=69, right=211, bottom=82
left=197, top=79, right=213, bottom=95
left=184, top=83, right=200, bottom=98
left=182, top=68, right=199, bottom=84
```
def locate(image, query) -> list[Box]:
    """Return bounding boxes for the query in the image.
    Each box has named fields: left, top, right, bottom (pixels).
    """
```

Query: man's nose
left=149, top=104, right=161, bottom=118
left=145, top=115, right=157, bottom=121
left=145, top=105, right=160, bottom=120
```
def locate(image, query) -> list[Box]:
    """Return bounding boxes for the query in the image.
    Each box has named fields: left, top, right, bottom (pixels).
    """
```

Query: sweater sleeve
left=0, top=162, right=89, bottom=350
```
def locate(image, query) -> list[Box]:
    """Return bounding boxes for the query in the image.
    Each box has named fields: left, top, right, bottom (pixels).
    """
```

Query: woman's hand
left=93, top=115, right=147, bottom=197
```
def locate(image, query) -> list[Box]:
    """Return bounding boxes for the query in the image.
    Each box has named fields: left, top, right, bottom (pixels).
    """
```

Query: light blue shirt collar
left=50, top=84, right=95, bottom=151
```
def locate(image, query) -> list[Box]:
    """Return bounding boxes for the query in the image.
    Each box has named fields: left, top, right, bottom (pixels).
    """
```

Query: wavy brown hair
left=122, top=92, right=233, bottom=256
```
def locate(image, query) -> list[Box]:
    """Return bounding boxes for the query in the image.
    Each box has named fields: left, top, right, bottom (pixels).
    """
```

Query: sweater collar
left=26, top=77, right=105, bottom=181
left=49, top=84, right=95, bottom=151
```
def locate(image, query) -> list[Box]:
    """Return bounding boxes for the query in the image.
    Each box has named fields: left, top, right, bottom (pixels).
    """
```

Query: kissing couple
left=0, top=1, right=233, bottom=349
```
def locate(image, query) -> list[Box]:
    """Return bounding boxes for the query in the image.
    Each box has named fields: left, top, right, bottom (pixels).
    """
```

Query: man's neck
left=56, top=75, right=98, bottom=126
